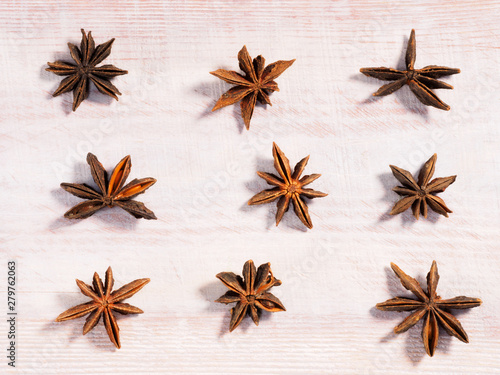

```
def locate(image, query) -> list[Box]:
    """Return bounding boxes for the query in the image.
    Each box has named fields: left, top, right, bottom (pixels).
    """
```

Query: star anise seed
left=56, top=267, right=150, bottom=349
left=377, top=261, right=481, bottom=357
left=61, top=153, right=157, bottom=220
left=46, top=29, right=128, bottom=111
left=389, top=153, right=456, bottom=220
left=215, top=260, right=285, bottom=332
left=360, top=29, right=460, bottom=110
left=210, top=46, right=295, bottom=130
left=248, top=142, right=327, bottom=229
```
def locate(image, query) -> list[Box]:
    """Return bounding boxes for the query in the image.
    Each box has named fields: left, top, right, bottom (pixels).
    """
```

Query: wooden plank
left=0, top=0, right=499, bottom=373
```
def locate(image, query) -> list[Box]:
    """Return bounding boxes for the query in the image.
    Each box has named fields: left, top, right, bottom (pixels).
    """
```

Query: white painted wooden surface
left=1, top=0, right=499, bottom=373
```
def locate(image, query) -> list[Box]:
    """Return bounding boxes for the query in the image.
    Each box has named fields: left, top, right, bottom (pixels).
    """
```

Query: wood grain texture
left=0, top=0, right=499, bottom=373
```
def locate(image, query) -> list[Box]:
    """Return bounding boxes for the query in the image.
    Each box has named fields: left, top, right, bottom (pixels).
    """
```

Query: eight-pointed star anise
left=360, top=29, right=460, bottom=110
left=46, top=29, right=128, bottom=111
left=61, top=153, right=157, bottom=220
left=56, top=266, right=150, bottom=349
left=248, top=142, right=327, bottom=229
left=389, top=154, right=456, bottom=220
left=215, top=260, right=285, bottom=332
left=210, top=46, right=295, bottom=130
left=377, top=261, right=481, bottom=357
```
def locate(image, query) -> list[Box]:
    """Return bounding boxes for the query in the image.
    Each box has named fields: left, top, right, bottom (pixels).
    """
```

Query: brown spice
left=56, top=267, right=150, bottom=349
left=389, top=154, right=455, bottom=219
left=216, top=260, right=285, bottom=332
left=248, top=142, right=327, bottom=229
left=360, top=29, right=460, bottom=110
left=210, top=46, right=295, bottom=130
left=377, top=261, right=481, bottom=357
left=61, top=153, right=157, bottom=220
left=46, top=29, right=127, bottom=111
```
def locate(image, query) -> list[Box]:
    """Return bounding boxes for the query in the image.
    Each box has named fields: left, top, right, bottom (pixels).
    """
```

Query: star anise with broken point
left=46, top=29, right=128, bottom=111
left=389, top=153, right=456, bottom=220
left=61, top=153, right=157, bottom=220
left=376, top=261, right=481, bottom=357
left=215, top=260, right=285, bottom=332
left=248, top=142, right=327, bottom=229
left=360, top=29, right=460, bottom=110
left=210, top=46, right=295, bottom=130
left=56, top=267, right=150, bottom=349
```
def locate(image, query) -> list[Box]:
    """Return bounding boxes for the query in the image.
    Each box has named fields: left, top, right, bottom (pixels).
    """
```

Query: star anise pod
left=248, top=142, right=327, bottom=229
left=377, top=261, right=481, bottom=357
left=61, top=153, right=157, bottom=220
left=389, top=154, right=456, bottom=220
left=46, top=29, right=128, bottom=111
left=360, top=29, right=460, bottom=110
left=210, top=46, right=295, bottom=130
left=56, top=267, right=150, bottom=349
left=215, top=260, right=285, bottom=332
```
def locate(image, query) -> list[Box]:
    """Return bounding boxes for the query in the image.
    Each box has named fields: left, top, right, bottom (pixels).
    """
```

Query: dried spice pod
left=389, top=153, right=456, bottom=220
left=248, top=142, right=327, bottom=229
left=377, top=261, right=481, bottom=357
left=46, top=29, right=128, bottom=111
left=216, top=260, right=285, bottom=332
left=360, top=29, right=460, bottom=110
left=56, top=267, right=150, bottom=349
left=61, top=153, right=157, bottom=220
left=210, top=46, right=295, bottom=130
